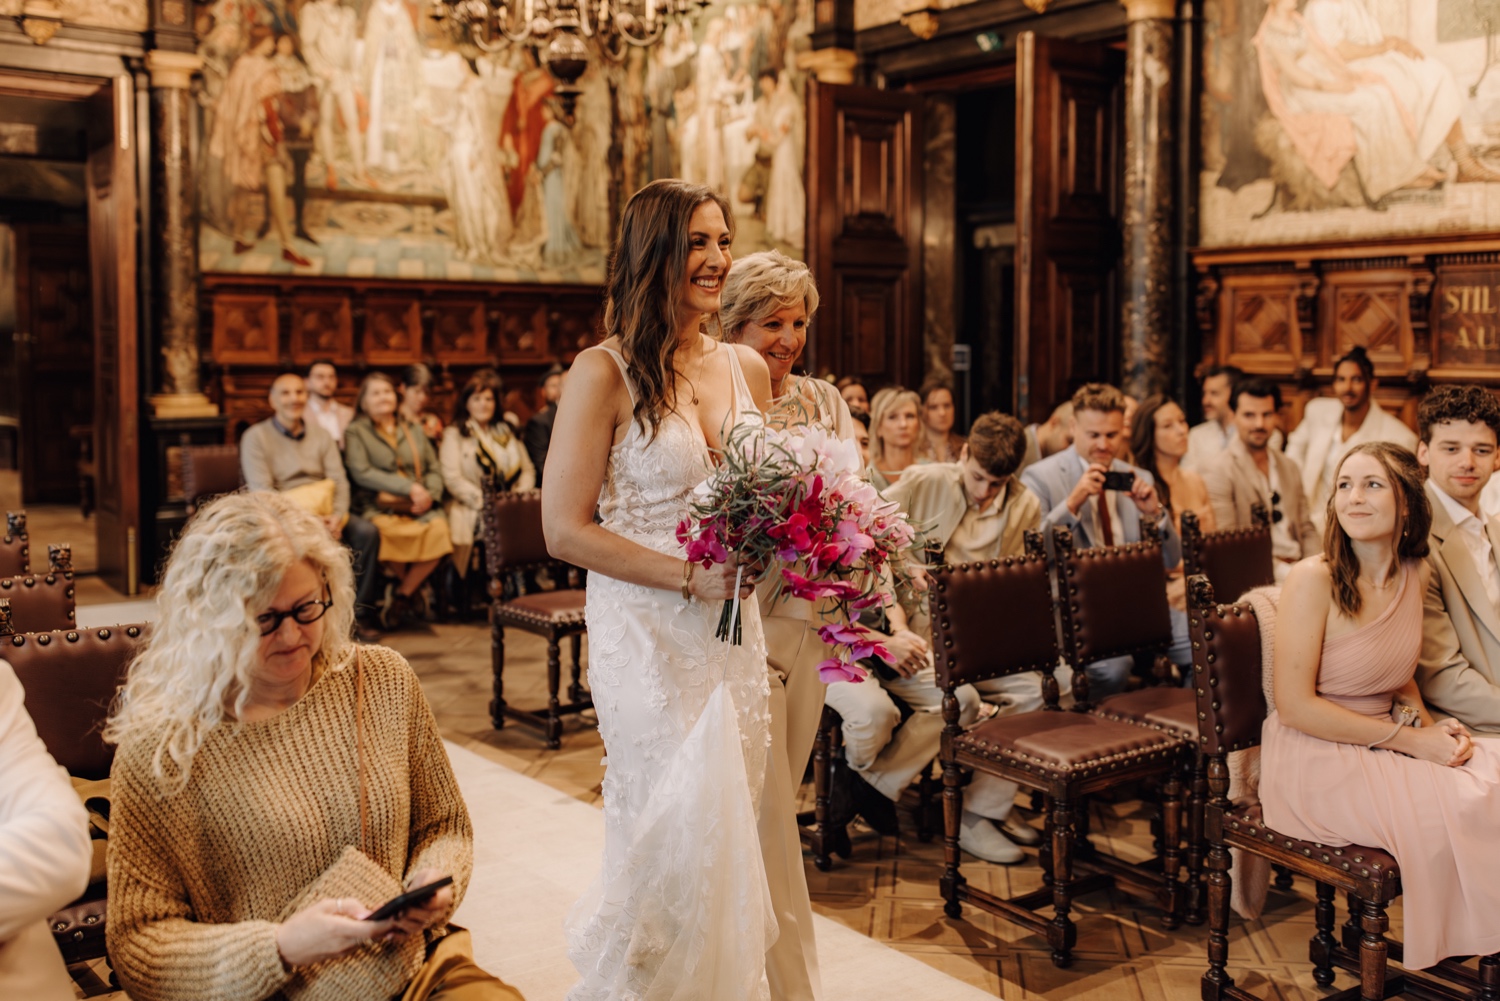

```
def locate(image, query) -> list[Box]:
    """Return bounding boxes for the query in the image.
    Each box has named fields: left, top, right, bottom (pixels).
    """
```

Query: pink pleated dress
left=1260, top=561, right=1500, bottom=970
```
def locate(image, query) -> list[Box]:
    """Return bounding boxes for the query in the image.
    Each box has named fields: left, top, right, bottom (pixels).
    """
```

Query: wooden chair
left=1, top=510, right=28, bottom=577
left=0, top=572, right=76, bottom=634
left=1188, top=578, right=1500, bottom=1001
left=1181, top=505, right=1274, bottom=608
left=482, top=488, right=590, bottom=749
left=931, top=532, right=1185, bottom=967
left=180, top=444, right=244, bottom=515
left=5, top=624, right=148, bottom=966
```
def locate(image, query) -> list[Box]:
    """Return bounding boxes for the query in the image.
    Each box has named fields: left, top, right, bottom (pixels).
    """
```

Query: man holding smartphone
left=1022, top=383, right=1181, bottom=698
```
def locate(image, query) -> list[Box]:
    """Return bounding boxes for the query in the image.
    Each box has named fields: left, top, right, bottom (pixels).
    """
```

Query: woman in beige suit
left=722, top=249, right=850, bottom=1001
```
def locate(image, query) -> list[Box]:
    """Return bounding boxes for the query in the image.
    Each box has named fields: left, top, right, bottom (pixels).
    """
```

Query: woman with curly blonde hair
left=104, top=491, right=521, bottom=1001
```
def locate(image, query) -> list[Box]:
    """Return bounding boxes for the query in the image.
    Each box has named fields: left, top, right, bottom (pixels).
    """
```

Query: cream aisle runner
left=445, top=741, right=996, bottom=1001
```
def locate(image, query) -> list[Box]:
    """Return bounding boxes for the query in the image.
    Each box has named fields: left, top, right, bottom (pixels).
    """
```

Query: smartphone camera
left=1101, top=471, right=1136, bottom=492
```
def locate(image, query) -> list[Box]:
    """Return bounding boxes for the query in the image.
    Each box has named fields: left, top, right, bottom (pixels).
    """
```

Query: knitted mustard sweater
left=106, top=645, right=473, bottom=1001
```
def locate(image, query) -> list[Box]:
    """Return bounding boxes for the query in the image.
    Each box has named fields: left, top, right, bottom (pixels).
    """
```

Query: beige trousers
left=759, top=613, right=829, bottom=1001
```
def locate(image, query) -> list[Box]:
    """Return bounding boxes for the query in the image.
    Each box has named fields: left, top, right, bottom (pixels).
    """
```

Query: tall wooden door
left=86, top=80, right=140, bottom=594
left=805, top=81, right=924, bottom=389
left=14, top=225, right=93, bottom=504
left=1014, top=33, right=1125, bottom=422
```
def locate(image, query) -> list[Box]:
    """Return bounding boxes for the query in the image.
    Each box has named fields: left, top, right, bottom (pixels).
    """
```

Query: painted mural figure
left=210, top=26, right=312, bottom=266
left=444, top=58, right=516, bottom=265
left=299, top=0, right=369, bottom=188
left=764, top=70, right=805, bottom=249
left=268, top=35, right=320, bottom=244
left=361, top=0, right=425, bottom=176
left=538, top=101, right=584, bottom=268
left=737, top=70, right=779, bottom=217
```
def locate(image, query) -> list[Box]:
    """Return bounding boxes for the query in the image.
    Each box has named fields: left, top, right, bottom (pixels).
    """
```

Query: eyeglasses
left=1270, top=490, right=1284, bottom=524
left=256, top=594, right=333, bottom=636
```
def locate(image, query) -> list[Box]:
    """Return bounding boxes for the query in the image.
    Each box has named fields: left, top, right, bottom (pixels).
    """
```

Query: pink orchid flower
left=817, top=656, right=869, bottom=684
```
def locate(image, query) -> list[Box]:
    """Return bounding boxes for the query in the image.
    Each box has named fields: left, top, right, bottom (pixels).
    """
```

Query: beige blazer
left=882, top=461, right=1043, bottom=565
left=1417, top=480, right=1500, bottom=732
left=1200, top=436, right=1319, bottom=558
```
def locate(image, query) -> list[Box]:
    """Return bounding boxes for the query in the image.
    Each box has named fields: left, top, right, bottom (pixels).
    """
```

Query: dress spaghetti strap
left=593, top=346, right=638, bottom=406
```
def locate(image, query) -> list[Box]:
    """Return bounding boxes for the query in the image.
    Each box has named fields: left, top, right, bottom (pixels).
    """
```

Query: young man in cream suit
left=1416, top=384, right=1500, bottom=734
left=1201, top=378, right=1319, bottom=584
left=1286, top=346, right=1417, bottom=532
left=827, top=413, right=1045, bottom=864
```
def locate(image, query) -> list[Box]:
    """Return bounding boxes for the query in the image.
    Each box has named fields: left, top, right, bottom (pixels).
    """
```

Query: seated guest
left=839, top=412, right=1046, bottom=863
left=440, top=368, right=536, bottom=579
left=866, top=387, right=924, bottom=490
left=1022, top=383, right=1180, bottom=698
left=523, top=364, right=565, bottom=487
left=836, top=375, right=869, bottom=417
left=0, top=657, right=93, bottom=1001
left=399, top=363, right=445, bottom=443
left=1183, top=364, right=1280, bottom=469
left=103, top=492, right=523, bottom=1001
left=1263, top=442, right=1500, bottom=973
left=1417, top=384, right=1500, bottom=733
left=1131, top=395, right=1215, bottom=668
left=1287, top=346, right=1417, bottom=533
left=916, top=377, right=965, bottom=463
left=1201, top=378, right=1318, bottom=584
left=345, top=372, right=453, bottom=629
left=306, top=358, right=355, bottom=448
left=851, top=411, right=871, bottom=466
left=242, top=373, right=383, bottom=637
left=1019, top=401, right=1073, bottom=473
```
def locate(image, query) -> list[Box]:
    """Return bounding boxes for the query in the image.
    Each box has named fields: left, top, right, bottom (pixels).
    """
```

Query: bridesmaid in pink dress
left=1261, top=441, right=1500, bottom=971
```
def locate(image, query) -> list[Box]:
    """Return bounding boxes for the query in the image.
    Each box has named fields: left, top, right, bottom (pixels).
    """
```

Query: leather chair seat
left=495, top=590, right=588, bottom=629
left=954, top=709, right=1182, bottom=778
left=1223, top=801, right=1401, bottom=902
left=1092, top=687, right=1197, bottom=739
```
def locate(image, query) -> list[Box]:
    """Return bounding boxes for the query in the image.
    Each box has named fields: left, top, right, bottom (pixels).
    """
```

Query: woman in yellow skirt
left=345, top=372, right=453, bottom=628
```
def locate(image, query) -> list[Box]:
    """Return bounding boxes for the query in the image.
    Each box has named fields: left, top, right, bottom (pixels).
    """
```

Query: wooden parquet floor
left=72, top=617, right=1421, bottom=999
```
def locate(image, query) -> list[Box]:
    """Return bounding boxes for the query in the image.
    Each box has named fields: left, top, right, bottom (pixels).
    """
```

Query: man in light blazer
left=1416, top=384, right=1500, bottom=733
left=1286, top=345, right=1418, bottom=533
left=1021, top=383, right=1180, bottom=697
left=1201, top=377, right=1319, bottom=584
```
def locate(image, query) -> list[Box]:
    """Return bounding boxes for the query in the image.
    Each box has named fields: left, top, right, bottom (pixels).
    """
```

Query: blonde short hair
left=105, top=491, right=356, bottom=790
left=720, top=250, right=821, bottom=342
left=868, top=387, right=921, bottom=466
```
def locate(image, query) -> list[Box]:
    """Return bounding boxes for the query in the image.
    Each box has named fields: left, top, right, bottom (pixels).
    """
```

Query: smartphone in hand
left=366, top=876, right=453, bottom=921
left=1101, top=470, right=1136, bottom=492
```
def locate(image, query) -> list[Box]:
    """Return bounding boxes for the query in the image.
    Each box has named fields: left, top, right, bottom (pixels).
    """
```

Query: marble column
left=145, top=49, right=217, bottom=418
left=1120, top=0, right=1177, bottom=401
left=921, top=95, right=956, bottom=385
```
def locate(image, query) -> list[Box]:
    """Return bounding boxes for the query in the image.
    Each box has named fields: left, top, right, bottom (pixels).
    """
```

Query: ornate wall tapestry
left=0, top=0, right=150, bottom=32
left=194, top=0, right=810, bottom=283
left=1201, top=0, right=1500, bottom=247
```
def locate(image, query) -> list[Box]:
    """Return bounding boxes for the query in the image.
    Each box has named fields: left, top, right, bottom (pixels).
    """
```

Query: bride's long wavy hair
left=104, top=491, right=355, bottom=791
left=604, top=178, right=734, bottom=440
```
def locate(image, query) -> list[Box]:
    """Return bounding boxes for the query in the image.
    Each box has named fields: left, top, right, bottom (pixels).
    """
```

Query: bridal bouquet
left=675, top=422, right=918, bottom=683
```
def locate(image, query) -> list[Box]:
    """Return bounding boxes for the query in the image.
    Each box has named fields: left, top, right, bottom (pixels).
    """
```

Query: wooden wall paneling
left=1429, top=262, right=1500, bottom=380
left=289, top=294, right=353, bottom=365
left=547, top=300, right=605, bottom=362
left=363, top=298, right=422, bottom=365
left=495, top=298, right=547, bottom=361
left=1215, top=272, right=1303, bottom=376
left=1318, top=267, right=1413, bottom=378
left=427, top=300, right=488, bottom=363
left=211, top=294, right=279, bottom=365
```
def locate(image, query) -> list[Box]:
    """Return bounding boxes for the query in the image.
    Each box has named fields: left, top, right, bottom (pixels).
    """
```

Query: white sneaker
left=998, top=814, right=1042, bottom=847
left=959, top=810, right=1024, bottom=864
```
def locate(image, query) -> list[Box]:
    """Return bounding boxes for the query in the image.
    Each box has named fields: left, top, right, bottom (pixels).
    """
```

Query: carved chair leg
left=1158, top=759, right=1184, bottom=930
left=812, top=708, right=835, bottom=872
left=1478, top=952, right=1499, bottom=1001
left=1039, top=794, right=1055, bottom=887
left=1310, top=881, right=1338, bottom=987
left=1201, top=826, right=1236, bottom=998
left=568, top=633, right=585, bottom=703
left=1047, top=795, right=1079, bottom=968
left=544, top=634, right=563, bottom=750
left=488, top=609, right=507, bottom=729
left=1273, top=864, right=1294, bottom=891
left=1343, top=892, right=1362, bottom=952
left=940, top=746, right=966, bottom=919
left=1184, top=753, right=1208, bottom=926
left=1357, top=897, right=1390, bottom=1001
left=917, top=760, right=936, bottom=843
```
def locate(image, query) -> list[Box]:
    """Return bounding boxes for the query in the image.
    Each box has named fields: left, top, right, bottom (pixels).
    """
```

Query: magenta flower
left=817, top=656, right=869, bottom=684
left=684, top=532, right=728, bottom=567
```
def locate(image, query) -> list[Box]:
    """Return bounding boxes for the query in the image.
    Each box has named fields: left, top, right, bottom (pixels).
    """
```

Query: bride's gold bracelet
left=681, top=560, right=695, bottom=601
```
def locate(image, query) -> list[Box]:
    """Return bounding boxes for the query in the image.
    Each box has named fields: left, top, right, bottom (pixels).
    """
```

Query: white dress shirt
left=1431, top=484, right=1500, bottom=614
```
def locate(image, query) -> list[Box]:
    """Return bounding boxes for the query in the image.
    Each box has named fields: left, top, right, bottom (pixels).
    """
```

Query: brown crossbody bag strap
left=355, top=646, right=370, bottom=853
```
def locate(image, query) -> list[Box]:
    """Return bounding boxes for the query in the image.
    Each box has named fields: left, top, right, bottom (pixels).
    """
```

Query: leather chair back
left=1186, top=576, right=1266, bottom=756
left=0, top=574, right=76, bottom=634
left=4, top=624, right=147, bottom=780
left=0, top=511, right=27, bottom=576
left=930, top=531, right=1059, bottom=690
left=1053, top=525, right=1172, bottom=667
left=1182, top=507, right=1275, bottom=607
left=483, top=488, right=551, bottom=575
left=181, top=444, right=244, bottom=513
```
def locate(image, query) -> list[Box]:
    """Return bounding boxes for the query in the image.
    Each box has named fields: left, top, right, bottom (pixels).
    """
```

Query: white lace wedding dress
left=566, top=345, right=777, bottom=1000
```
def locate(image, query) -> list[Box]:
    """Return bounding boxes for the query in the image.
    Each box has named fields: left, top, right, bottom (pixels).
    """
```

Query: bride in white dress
left=542, top=179, right=785, bottom=998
